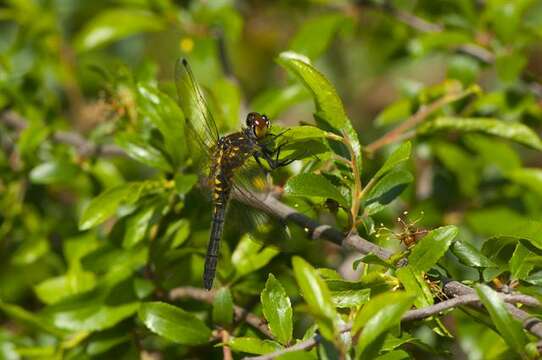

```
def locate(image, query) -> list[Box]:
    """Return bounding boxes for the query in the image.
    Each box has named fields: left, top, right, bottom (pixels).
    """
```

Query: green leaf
left=137, top=83, right=186, bottom=167
left=231, top=235, right=279, bottom=278
left=45, top=300, right=139, bottom=332
left=433, top=141, right=479, bottom=196
left=467, top=207, right=542, bottom=250
left=211, top=77, right=241, bottom=131
left=375, top=99, right=412, bottom=127
left=0, top=302, right=65, bottom=337
left=123, top=205, right=154, bottom=248
left=352, top=291, right=415, bottom=360
left=451, top=240, right=496, bottom=269
left=292, top=256, right=338, bottom=340
left=283, top=126, right=329, bottom=141
left=116, top=132, right=172, bottom=171
left=495, top=53, right=527, bottom=84
left=227, top=337, right=282, bottom=355
left=251, top=84, right=310, bottom=119
left=448, top=55, right=480, bottom=85
left=330, top=288, right=370, bottom=308
left=374, top=142, right=412, bottom=179
left=374, top=350, right=411, bottom=360
left=418, top=117, right=542, bottom=150
left=138, top=302, right=211, bottom=345
left=74, top=8, right=164, bottom=52
left=363, top=169, right=413, bottom=215
left=290, top=14, right=347, bottom=59
left=284, top=173, right=348, bottom=207
left=277, top=52, right=362, bottom=171
left=396, top=266, right=433, bottom=308
left=261, top=274, right=293, bottom=345
left=509, top=242, right=534, bottom=280
left=408, top=31, right=472, bottom=56
left=408, top=225, right=458, bottom=272
left=86, top=331, right=131, bottom=356
left=34, top=271, right=96, bottom=305
left=212, top=287, right=233, bottom=326
left=29, top=160, right=80, bottom=184
left=79, top=181, right=160, bottom=230
left=507, top=168, right=542, bottom=198
left=174, top=173, right=198, bottom=196
left=475, top=284, right=528, bottom=355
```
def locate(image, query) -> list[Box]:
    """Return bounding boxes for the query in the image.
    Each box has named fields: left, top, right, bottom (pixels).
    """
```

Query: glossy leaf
left=231, top=235, right=279, bottom=278
left=79, top=181, right=161, bottom=230
left=29, top=161, right=80, bottom=184
left=227, top=337, right=282, bottom=355
left=212, top=287, right=233, bottom=326
left=374, top=142, right=412, bottom=179
left=139, top=302, right=211, bottom=345
left=284, top=173, right=348, bottom=207
left=363, top=169, right=413, bottom=215
left=44, top=298, right=139, bottom=332
left=34, top=271, right=96, bottom=305
left=116, top=132, right=172, bottom=171
left=408, top=225, right=458, bottom=272
left=352, top=291, right=415, bottom=359
left=137, top=83, right=186, bottom=167
left=277, top=52, right=362, bottom=171
left=261, top=274, right=293, bottom=345
left=396, top=266, right=433, bottom=308
left=123, top=205, right=154, bottom=248
left=509, top=242, right=534, bottom=280
left=292, top=256, right=338, bottom=340
left=418, top=117, right=542, bottom=150
left=507, top=168, right=542, bottom=198
left=475, top=284, right=528, bottom=355
left=74, top=8, right=164, bottom=52
left=451, top=240, right=496, bottom=269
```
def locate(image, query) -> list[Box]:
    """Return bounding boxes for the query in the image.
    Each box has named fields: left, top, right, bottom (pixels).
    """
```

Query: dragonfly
left=175, top=59, right=296, bottom=290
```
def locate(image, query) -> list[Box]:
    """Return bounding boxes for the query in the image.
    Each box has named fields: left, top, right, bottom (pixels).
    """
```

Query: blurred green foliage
left=2, top=0, right=542, bottom=359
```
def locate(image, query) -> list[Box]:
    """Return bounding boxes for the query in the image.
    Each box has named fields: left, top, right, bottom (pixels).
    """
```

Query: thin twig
left=0, top=110, right=125, bottom=157
left=221, top=329, right=233, bottom=360
left=365, top=89, right=471, bottom=153
left=244, top=292, right=541, bottom=360
left=169, top=286, right=274, bottom=339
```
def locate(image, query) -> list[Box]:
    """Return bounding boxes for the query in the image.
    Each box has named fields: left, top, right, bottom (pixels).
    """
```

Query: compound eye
left=246, top=112, right=256, bottom=126
left=262, top=114, right=270, bottom=126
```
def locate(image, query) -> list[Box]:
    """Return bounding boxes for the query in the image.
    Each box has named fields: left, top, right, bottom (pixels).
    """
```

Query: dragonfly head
left=246, top=112, right=270, bottom=139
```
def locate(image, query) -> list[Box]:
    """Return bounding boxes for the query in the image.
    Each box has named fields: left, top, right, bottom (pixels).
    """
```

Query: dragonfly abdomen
left=203, top=171, right=232, bottom=290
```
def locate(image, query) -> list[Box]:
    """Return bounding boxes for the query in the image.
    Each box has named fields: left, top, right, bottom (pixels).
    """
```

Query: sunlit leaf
left=419, top=117, right=542, bottom=150
left=475, top=285, right=528, bottom=356
left=261, top=274, right=293, bottom=345
left=292, top=256, right=338, bottom=340
left=139, top=302, right=211, bottom=345
left=408, top=226, right=458, bottom=272
left=212, top=287, right=233, bottom=326
left=74, top=8, right=164, bottom=52
left=285, top=173, right=348, bottom=207
left=352, top=292, right=415, bottom=359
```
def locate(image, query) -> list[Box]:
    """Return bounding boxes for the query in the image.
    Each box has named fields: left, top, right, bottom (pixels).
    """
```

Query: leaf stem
left=365, top=88, right=476, bottom=153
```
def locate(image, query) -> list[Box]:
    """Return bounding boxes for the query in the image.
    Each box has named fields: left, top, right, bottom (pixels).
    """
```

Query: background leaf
left=139, top=302, right=211, bottom=345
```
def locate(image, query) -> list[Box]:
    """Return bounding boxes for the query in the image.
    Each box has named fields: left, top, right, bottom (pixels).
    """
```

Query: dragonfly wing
left=175, top=58, right=220, bottom=153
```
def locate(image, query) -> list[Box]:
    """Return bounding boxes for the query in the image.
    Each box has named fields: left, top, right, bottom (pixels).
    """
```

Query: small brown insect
left=376, top=211, right=428, bottom=248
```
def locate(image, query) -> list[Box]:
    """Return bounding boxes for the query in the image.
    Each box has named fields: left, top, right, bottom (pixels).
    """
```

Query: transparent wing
left=175, top=58, right=220, bottom=153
